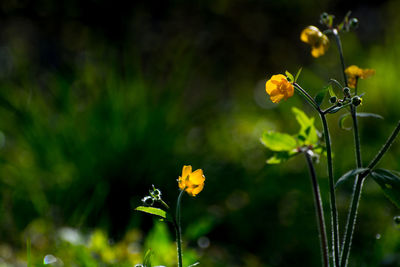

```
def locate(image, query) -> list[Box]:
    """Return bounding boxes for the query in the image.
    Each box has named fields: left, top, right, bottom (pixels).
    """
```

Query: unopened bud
left=394, top=216, right=400, bottom=225
left=343, top=87, right=351, bottom=96
left=349, top=18, right=359, bottom=30
left=329, top=96, right=337, bottom=104
left=352, top=96, right=362, bottom=106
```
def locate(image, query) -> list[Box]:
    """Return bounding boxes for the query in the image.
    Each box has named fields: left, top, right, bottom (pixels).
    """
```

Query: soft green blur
left=0, top=0, right=400, bottom=266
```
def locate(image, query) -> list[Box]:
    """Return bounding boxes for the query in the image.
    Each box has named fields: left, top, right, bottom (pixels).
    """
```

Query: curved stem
left=304, top=151, right=330, bottom=267
left=294, top=83, right=320, bottom=111
left=320, top=113, right=340, bottom=267
left=175, top=189, right=185, bottom=267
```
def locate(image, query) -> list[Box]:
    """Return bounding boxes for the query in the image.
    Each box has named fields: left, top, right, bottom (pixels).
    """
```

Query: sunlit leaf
left=135, top=206, right=171, bottom=221
left=339, top=112, right=384, bottom=130
left=266, top=151, right=298, bottom=164
left=371, top=169, right=400, bottom=208
left=335, top=168, right=369, bottom=188
left=260, top=131, right=297, bottom=152
left=292, top=107, right=318, bottom=145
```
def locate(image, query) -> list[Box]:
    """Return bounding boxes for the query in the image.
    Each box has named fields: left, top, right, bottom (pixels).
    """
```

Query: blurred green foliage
left=0, top=0, right=399, bottom=266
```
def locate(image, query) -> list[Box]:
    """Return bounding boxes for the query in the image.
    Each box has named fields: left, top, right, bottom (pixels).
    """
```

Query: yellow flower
left=178, top=165, right=205, bottom=196
left=345, top=65, right=375, bottom=88
left=300, top=26, right=330, bottom=58
left=265, top=74, right=294, bottom=103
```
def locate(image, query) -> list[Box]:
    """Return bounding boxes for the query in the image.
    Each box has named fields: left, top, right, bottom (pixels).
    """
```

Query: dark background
left=0, top=0, right=399, bottom=266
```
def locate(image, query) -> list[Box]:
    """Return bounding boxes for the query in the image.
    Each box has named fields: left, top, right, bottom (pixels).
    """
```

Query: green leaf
left=371, top=169, right=400, bottom=208
left=335, top=168, right=369, bottom=188
left=260, top=131, right=297, bottom=152
left=314, top=89, right=328, bottom=107
left=294, top=67, right=302, bottom=82
left=135, top=206, right=171, bottom=221
left=266, top=151, right=298, bottom=164
left=339, top=112, right=384, bottom=130
left=292, top=107, right=318, bottom=145
left=285, top=70, right=294, bottom=82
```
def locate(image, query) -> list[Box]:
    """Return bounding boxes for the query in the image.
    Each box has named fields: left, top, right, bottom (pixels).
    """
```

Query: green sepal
left=371, top=169, right=400, bottom=208
left=294, top=67, right=302, bottom=83
left=135, top=206, right=172, bottom=222
left=335, top=168, right=369, bottom=188
left=285, top=70, right=294, bottom=82
left=260, top=131, right=297, bottom=152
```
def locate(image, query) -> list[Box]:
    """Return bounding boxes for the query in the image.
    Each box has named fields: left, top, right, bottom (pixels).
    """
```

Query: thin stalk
left=294, top=83, right=320, bottom=110
left=332, top=27, right=366, bottom=267
left=320, top=113, right=340, bottom=267
left=175, top=189, right=185, bottom=267
left=304, top=151, right=330, bottom=267
left=340, top=120, right=400, bottom=267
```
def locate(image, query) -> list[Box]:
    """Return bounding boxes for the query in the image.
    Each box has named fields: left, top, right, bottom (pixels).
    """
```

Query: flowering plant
left=262, top=12, right=400, bottom=267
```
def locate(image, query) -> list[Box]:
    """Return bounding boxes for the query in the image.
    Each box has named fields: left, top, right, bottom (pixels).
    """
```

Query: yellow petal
left=270, top=93, right=285, bottom=103
left=189, top=169, right=205, bottom=185
left=181, top=165, right=192, bottom=180
left=300, top=26, right=321, bottom=45
left=266, top=74, right=285, bottom=94
left=191, top=183, right=204, bottom=196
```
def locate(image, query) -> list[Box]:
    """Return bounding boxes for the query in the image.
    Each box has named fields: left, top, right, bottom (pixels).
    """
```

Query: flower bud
left=394, top=216, right=400, bottom=225
left=329, top=96, right=337, bottom=104
left=142, top=196, right=154, bottom=206
left=352, top=96, right=362, bottom=106
left=349, top=18, right=359, bottom=30
left=343, top=87, right=350, bottom=96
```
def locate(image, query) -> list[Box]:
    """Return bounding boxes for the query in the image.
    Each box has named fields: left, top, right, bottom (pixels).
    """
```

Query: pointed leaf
left=339, top=112, right=384, bottom=130
left=260, top=131, right=297, bottom=152
left=335, top=168, right=369, bottom=188
left=135, top=206, right=171, bottom=221
left=294, top=67, right=302, bottom=82
left=371, top=169, right=400, bottom=208
left=285, top=70, right=294, bottom=82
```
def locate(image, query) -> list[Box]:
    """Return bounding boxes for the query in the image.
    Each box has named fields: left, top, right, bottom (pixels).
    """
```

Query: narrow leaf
left=371, top=169, right=400, bottom=208
left=143, top=249, right=153, bottom=267
left=339, top=112, right=384, bottom=130
left=294, top=67, right=302, bottom=82
left=260, top=131, right=297, bottom=152
left=285, top=70, right=294, bottom=82
left=135, top=206, right=171, bottom=221
left=335, top=168, right=369, bottom=188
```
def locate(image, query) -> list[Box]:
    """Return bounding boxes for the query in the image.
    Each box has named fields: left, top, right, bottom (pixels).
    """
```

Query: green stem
left=340, top=120, right=400, bottom=267
left=332, top=29, right=348, bottom=88
left=293, top=83, right=320, bottom=110
left=175, top=189, right=185, bottom=267
left=304, top=151, right=330, bottom=267
left=332, top=27, right=366, bottom=267
left=320, top=113, right=340, bottom=267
